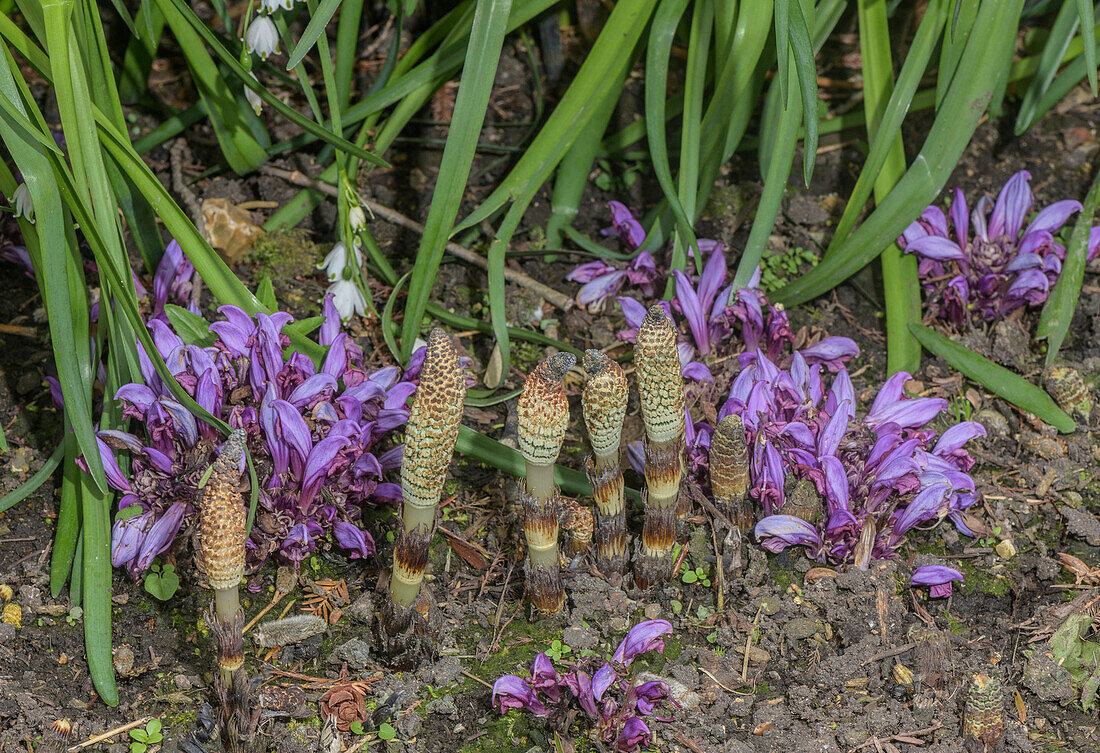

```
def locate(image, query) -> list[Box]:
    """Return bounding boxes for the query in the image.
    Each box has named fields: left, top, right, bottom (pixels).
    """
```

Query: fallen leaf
left=202, top=198, right=264, bottom=263
left=752, top=721, right=773, bottom=735
left=1014, top=689, right=1026, bottom=723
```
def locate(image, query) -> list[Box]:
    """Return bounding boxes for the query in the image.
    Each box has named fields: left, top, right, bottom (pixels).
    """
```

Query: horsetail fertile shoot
left=633, top=307, right=686, bottom=589
left=383, top=329, right=466, bottom=640
left=518, top=352, right=576, bottom=614
left=581, top=349, right=629, bottom=575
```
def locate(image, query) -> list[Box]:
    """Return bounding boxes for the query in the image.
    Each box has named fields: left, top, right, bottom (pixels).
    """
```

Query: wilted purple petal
left=287, top=374, right=337, bottom=407
left=591, top=662, right=616, bottom=702
left=949, top=188, right=969, bottom=248
left=384, top=381, right=417, bottom=410
left=612, top=619, right=672, bottom=667
left=332, top=520, right=375, bottom=559
left=492, top=675, right=548, bottom=716
left=1005, top=268, right=1049, bottom=304
left=565, top=670, right=598, bottom=717
left=528, top=653, right=560, bottom=699
left=800, top=337, right=859, bottom=370
left=607, top=201, right=646, bottom=249
left=566, top=260, right=616, bottom=283
left=867, top=395, right=946, bottom=430
left=911, top=564, right=964, bottom=598
left=891, top=483, right=950, bottom=538
left=933, top=422, right=986, bottom=457
left=617, top=717, right=652, bottom=752
left=1024, top=199, right=1081, bottom=236
left=634, top=680, right=668, bottom=716
left=681, top=360, right=713, bottom=383
left=905, top=236, right=967, bottom=260
left=112, top=507, right=152, bottom=569
left=674, top=270, right=710, bottom=353
left=133, top=502, right=187, bottom=573
left=626, top=440, right=645, bottom=474
left=301, top=435, right=350, bottom=508
left=754, top=515, right=823, bottom=552
left=989, top=170, right=1032, bottom=239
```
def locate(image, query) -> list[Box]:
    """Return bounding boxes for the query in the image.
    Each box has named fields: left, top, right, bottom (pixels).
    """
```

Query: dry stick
left=258, top=165, right=573, bottom=311
left=581, top=350, right=629, bottom=576
left=518, top=352, right=575, bottom=615
left=68, top=717, right=153, bottom=751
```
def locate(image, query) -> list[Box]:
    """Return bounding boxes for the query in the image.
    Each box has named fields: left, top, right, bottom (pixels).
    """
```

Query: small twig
left=861, top=642, right=916, bottom=666
left=258, top=165, right=574, bottom=311
left=741, top=605, right=763, bottom=684
left=242, top=591, right=286, bottom=635
left=0, top=323, right=37, bottom=337
left=68, top=716, right=153, bottom=751
left=846, top=722, right=942, bottom=753
left=672, top=733, right=707, bottom=753
left=698, top=666, right=736, bottom=693
left=461, top=670, right=493, bottom=690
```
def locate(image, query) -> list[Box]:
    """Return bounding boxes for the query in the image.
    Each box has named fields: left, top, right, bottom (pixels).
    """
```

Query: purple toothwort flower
left=602, top=201, right=647, bottom=250
left=491, top=621, right=678, bottom=747
left=899, top=170, right=1100, bottom=327
left=911, top=564, right=965, bottom=598
left=566, top=249, right=659, bottom=312
left=723, top=359, right=983, bottom=566
left=149, top=240, right=197, bottom=322
left=86, top=293, right=416, bottom=578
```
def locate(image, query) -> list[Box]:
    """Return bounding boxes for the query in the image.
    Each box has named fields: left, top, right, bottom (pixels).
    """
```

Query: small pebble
left=643, top=603, right=662, bottom=620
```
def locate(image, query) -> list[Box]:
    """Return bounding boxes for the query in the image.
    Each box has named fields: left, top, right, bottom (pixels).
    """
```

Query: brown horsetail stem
left=198, top=429, right=247, bottom=687
left=559, top=497, right=594, bottom=558
left=383, top=328, right=467, bottom=638
left=518, top=351, right=575, bottom=614
left=709, top=415, right=751, bottom=530
left=581, top=349, right=629, bottom=574
left=633, top=306, right=686, bottom=588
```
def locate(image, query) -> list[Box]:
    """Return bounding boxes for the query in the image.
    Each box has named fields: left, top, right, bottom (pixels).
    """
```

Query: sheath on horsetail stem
left=581, top=349, right=629, bottom=574
left=559, top=497, right=594, bottom=559
left=708, top=415, right=751, bottom=530
left=383, top=329, right=467, bottom=636
left=633, top=306, right=685, bottom=589
left=197, top=429, right=248, bottom=688
left=518, top=351, right=576, bottom=614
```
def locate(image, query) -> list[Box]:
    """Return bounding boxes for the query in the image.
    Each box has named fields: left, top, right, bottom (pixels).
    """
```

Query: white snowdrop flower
left=245, top=16, right=279, bottom=61
left=317, top=239, right=362, bottom=282
left=261, top=0, right=294, bottom=11
left=245, top=72, right=264, bottom=116
left=11, top=183, right=33, bottom=223
left=326, top=279, right=368, bottom=322
left=348, top=205, right=367, bottom=232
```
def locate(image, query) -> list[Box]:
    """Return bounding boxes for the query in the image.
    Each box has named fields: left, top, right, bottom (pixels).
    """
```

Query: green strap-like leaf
left=910, top=324, right=1074, bottom=434
left=1036, top=161, right=1100, bottom=362
left=286, top=0, right=342, bottom=70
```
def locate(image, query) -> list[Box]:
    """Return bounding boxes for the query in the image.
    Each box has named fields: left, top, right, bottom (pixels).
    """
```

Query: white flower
left=326, top=279, right=368, bottom=322
left=11, top=183, right=33, bottom=223
left=348, top=205, right=367, bottom=232
left=244, top=15, right=279, bottom=60
left=245, top=72, right=263, bottom=116
left=317, top=239, right=362, bottom=282
left=261, top=0, right=294, bottom=11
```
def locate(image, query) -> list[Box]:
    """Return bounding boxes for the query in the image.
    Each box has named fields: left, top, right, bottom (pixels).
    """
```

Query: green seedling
left=545, top=638, right=572, bottom=663
left=65, top=607, right=83, bottom=627
left=378, top=723, right=397, bottom=740
left=759, top=246, right=819, bottom=293
left=143, top=561, right=180, bottom=601
left=680, top=561, right=712, bottom=587
left=128, top=718, right=163, bottom=753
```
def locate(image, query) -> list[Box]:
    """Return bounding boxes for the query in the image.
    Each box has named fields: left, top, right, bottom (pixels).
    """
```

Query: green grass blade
left=80, top=469, right=118, bottom=705
left=0, top=56, right=105, bottom=494
left=936, top=0, right=979, bottom=108
left=286, top=0, right=342, bottom=70
left=777, top=0, right=1025, bottom=307
left=827, top=0, right=948, bottom=254
left=156, top=0, right=268, bottom=173
left=733, top=1, right=813, bottom=288
left=0, top=439, right=64, bottom=515
left=1077, top=0, right=1098, bottom=95
left=788, top=0, right=818, bottom=184
left=1036, top=161, right=1100, bottom=362
left=335, top=0, right=364, bottom=107
left=399, top=0, right=514, bottom=360
left=774, top=0, right=789, bottom=106
left=159, top=0, right=388, bottom=168
left=910, top=324, right=1074, bottom=433
left=645, top=0, right=696, bottom=280
left=69, top=531, right=83, bottom=607
left=50, top=435, right=80, bottom=595
left=1015, top=0, right=1079, bottom=133
left=859, top=0, right=920, bottom=375
left=455, top=0, right=660, bottom=234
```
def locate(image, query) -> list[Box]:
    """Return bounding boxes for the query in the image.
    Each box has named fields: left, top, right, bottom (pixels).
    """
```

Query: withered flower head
left=518, top=352, right=576, bottom=466
left=198, top=430, right=248, bottom=592
left=634, top=306, right=684, bottom=444
left=582, top=350, right=628, bottom=458
left=401, top=328, right=467, bottom=509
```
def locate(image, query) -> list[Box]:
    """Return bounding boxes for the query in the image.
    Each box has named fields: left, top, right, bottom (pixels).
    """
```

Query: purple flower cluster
left=95, top=295, right=415, bottom=577
left=566, top=202, right=661, bottom=311
left=150, top=239, right=198, bottom=322
left=717, top=354, right=984, bottom=566
left=899, top=170, right=1100, bottom=327
left=492, top=620, right=677, bottom=752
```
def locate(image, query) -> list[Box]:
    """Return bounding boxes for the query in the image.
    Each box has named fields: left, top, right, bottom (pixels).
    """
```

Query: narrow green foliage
left=400, top=0, right=514, bottom=360
left=1036, top=163, right=1100, bottom=362
left=1077, top=0, right=1098, bottom=95
left=910, top=324, right=1075, bottom=434
left=287, top=0, right=342, bottom=70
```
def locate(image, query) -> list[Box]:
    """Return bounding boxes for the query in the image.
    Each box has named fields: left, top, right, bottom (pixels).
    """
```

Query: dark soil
left=3, top=8, right=1100, bottom=753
